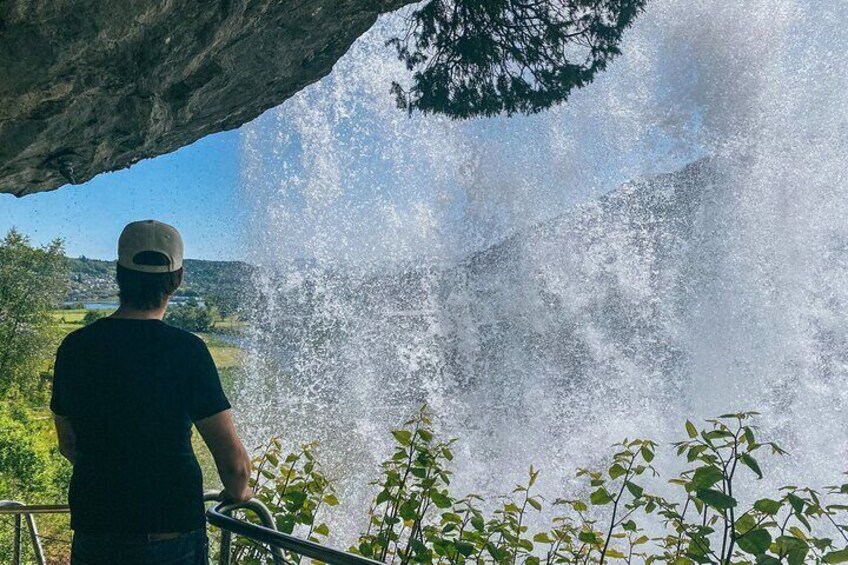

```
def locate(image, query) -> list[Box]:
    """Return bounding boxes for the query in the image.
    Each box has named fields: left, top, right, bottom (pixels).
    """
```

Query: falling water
left=235, top=0, right=848, bottom=538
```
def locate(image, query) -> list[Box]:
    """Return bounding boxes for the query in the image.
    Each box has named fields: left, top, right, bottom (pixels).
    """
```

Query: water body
left=63, top=302, right=119, bottom=310
left=63, top=297, right=204, bottom=310
left=235, top=0, right=848, bottom=538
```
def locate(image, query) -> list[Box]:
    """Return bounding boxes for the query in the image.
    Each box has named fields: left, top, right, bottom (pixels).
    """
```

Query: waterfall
left=235, top=0, right=848, bottom=538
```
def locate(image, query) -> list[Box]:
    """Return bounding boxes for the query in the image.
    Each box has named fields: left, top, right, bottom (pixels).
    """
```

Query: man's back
left=51, top=317, right=230, bottom=533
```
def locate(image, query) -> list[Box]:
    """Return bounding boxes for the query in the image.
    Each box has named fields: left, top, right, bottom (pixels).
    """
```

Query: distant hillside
left=66, top=257, right=252, bottom=313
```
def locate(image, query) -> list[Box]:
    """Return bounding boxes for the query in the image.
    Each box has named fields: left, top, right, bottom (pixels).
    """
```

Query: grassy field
left=51, top=308, right=244, bottom=368
left=51, top=308, right=90, bottom=334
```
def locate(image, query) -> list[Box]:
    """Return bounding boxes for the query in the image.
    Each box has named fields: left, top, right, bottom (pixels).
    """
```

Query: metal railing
left=2, top=494, right=382, bottom=565
left=0, top=501, right=70, bottom=565
left=205, top=490, right=383, bottom=565
left=203, top=490, right=287, bottom=565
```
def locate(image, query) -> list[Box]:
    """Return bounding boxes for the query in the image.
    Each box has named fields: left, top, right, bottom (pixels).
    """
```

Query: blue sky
left=0, top=129, right=244, bottom=260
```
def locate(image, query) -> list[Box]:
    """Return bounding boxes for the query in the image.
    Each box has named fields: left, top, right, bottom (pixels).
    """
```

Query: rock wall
left=0, top=0, right=412, bottom=196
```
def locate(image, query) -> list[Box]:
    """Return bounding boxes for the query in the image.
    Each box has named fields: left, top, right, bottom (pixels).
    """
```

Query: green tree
left=165, top=301, right=218, bottom=332
left=0, top=229, right=67, bottom=397
left=389, top=0, right=647, bottom=118
left=82, top=309, right=108, bottom=325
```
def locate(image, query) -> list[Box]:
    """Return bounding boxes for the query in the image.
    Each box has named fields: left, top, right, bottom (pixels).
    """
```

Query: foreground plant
left=653, top=413, right=847, bottom=564
left=229, top=437, right=337, bottom=564
left=238, top=410, right=848, bottom=565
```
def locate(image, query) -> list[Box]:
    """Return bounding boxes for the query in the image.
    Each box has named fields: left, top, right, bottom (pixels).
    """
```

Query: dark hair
left=116, top=252, right=183, bottom=310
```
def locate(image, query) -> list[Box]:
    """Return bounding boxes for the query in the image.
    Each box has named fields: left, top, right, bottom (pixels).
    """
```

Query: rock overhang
left=0, top=0, right=414, bottom=196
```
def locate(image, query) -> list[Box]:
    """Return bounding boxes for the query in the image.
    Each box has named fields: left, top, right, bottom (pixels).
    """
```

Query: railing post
left=25, top=513, right=46, bottom=565
left=13, top=514, right=22, bottom=565
left=219, top=528, right=232, bottom=565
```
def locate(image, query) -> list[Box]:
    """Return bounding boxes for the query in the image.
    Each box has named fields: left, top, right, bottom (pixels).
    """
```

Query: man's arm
left=54, top=415, right=77, bottom=464
left=195, top=409, right=253, bottom=503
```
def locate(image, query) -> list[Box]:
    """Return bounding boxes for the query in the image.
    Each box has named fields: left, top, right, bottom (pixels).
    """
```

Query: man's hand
left=221, top=485, right=255, bottom=504
left=195, top=409, right=252, bottom=504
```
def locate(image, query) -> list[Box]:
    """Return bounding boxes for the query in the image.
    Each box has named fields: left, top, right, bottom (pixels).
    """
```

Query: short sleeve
left=50, top=340, right=72, bottom=416
left=186, top=339, right=231, bottom=422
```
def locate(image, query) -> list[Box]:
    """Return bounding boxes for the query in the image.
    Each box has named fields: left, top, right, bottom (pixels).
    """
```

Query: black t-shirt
left=50, top=317, right=231, bottom=533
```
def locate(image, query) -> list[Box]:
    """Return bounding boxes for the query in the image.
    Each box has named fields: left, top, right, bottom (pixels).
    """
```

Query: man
left=51, top=220, right=253, bottom=564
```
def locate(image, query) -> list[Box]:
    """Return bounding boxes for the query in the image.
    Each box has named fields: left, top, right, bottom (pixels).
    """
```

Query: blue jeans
left=71, top=529, right=208, bottom=565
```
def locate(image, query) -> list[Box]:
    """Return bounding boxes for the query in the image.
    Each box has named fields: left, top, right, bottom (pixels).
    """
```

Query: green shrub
left=0, top=403, right=72, bottom=563
left=165, top=301, right=217, bottom=332
left=220, top=438, right=336, bottom=564
left=82, top=309, right=108, bottom=325
left=235, top=410, right=848, bottom=565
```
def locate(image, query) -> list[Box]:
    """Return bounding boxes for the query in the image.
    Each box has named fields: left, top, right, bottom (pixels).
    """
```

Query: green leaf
left=744, top=426, right=756, bottom=447
left=735, top=513, right=756, bottom=534
left=691, top=466, right=724, bottom=490
left=626, top=482, right=644, bottom=498
left=787, top=493, right=812, bottom=529
left=528, top=498, right=542, bottom=511
left=431, top=491, right=452, bottom=509
left=323, top=493, right=340, bottom=506
left=284, top=491, right=307, bottom=511
left=314, top=523, right=330, bottom=537
left=455, top=541, right=475, bottom=556
left=375, top=490, right=391, bottom=505
left=775, top=535, right=808, bottom=552
left=787, top=548, right=809, bottom=565
left=753, top=498, right=782, bottom=515
left=696, top=489, right=737, bottom=510
left=736, top=529, right=772, bottom=555
left=824, top=548, right=848, bottom=564
left=590, top=488, right=613, bottom=505
left=471, top=515, right=485, bottom=531
left=392, top=430, right=412, bottom=446
left=776, top=535, right=809, bottom=565
left=486, top=542, right=503, bottom=560
left=686, top=421, right=698, bottom=438
left=609, top=463, right=627, bottom=480
left=578, top=531, right=599, bottom=544
left=787, top=493, right=805, bottom=513
left=741, top=453, right=763, bottom=479
left=410, top=466, right=427, bottom=478
left=399, top=499, right=420, bottom=520
left=533, top=533, right=553, bottom=543
left=641, top=446, right=655, bottom=463
left=687, top=445, right=707, bottom=462
left=441, top=512, right=462, bottom=523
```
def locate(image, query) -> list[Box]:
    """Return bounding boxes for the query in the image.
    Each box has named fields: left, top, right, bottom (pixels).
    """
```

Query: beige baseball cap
left=117, top=220, right=184, bottom=273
